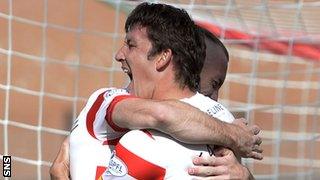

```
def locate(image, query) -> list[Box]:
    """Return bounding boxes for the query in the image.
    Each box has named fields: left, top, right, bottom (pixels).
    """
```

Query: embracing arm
left=112, top=98, right=262, bottom=159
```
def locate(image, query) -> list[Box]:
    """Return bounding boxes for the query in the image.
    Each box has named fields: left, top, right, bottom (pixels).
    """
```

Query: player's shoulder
left=183, top=92, right=235, bottom=123
left=104, top=88, right=129, bottom=98
left=82, top=87, right=129, bottom=109
left=88, top=87, right=128, bottom=100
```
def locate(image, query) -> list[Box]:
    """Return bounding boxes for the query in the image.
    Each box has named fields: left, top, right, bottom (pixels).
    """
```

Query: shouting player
left=104, top=3, right=258, bottom=179
left=50, top=2, right=262, bottom=180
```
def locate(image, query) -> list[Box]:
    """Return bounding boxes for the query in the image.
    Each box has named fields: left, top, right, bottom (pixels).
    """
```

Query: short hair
left=199, top=27, right=229, bottom=61
left=198, top=26, right=229, bottom=99
left=125, top=2, right=206, bottom=91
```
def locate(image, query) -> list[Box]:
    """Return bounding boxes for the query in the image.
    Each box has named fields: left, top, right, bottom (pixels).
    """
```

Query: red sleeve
left=105, top=95, right=136, bottom=132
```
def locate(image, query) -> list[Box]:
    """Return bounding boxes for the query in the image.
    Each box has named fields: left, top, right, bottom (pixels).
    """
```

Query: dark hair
left=198, top=26, right=229, bottom=94
left=125, top=2, right=206, bottom=91
left=198, top=26, right=229, bottom=61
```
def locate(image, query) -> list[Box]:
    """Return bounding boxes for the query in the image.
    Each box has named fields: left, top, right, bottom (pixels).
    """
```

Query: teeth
left=122, top=67, right=129, bottom=73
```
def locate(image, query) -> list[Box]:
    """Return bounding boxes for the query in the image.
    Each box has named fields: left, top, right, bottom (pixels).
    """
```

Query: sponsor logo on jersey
left=206, top=104, right=224, bottom=116
left=103, top=151, right=128, bottom=177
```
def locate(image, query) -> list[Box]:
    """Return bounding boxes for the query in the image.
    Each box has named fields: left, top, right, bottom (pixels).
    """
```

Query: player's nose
left=115, top=46, right=125, bottom=62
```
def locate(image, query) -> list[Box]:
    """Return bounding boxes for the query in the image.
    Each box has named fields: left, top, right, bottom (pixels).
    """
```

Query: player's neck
left=151, top=64, right=196, bottom=100
left=164, top=86, right=195, bottom=100
left=152, top=78, right=195, bottom=100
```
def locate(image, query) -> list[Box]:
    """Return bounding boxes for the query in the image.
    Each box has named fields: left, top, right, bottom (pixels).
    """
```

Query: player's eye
left=128, top=44, right=134, bottom=49
left=124, top=40, right=135, bottom=49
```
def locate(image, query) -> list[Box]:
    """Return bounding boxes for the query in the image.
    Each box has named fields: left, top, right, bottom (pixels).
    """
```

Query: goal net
left=0, top=0, right=319, bottom=179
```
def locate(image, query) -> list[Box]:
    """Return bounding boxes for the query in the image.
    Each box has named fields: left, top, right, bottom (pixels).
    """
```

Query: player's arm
left=111, top=98, right=262, bottom=159
left=50, top=137, right=70, bottom=180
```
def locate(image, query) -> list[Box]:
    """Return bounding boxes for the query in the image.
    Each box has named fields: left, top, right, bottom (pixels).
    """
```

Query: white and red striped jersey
left=104, top=92, right=235, bottom=179
left=69, top=88, right=133, bottom=180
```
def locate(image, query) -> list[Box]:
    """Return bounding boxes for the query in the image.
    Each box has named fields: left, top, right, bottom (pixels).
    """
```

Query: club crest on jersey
left=104, top=151, right=128, bottom=177
left=104, top=88, right=128, bottom=98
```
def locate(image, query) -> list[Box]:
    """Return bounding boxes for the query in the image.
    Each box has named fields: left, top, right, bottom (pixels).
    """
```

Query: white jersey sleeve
left=69, top=87, right=134, bottom=180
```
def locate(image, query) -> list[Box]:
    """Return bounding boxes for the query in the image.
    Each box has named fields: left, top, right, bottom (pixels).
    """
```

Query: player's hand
left=50, top=137, right=70, bottom=180
left=188, top=147, right=251, bottom=179
left=232, top=118, right=263, bottom=160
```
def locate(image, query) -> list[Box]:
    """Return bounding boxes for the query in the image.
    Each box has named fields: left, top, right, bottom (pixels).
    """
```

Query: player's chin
left=128, top=73, right=133, bottom=81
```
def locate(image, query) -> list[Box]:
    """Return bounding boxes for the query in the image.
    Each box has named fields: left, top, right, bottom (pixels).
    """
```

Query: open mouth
left=122, top=66, right=133, bottom=80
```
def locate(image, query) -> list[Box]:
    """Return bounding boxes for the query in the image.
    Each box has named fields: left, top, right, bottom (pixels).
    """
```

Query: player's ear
left=156, top=49, right=172, bottom=71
